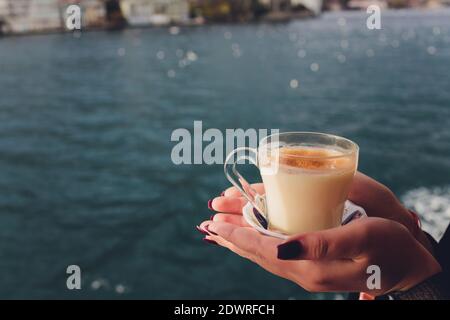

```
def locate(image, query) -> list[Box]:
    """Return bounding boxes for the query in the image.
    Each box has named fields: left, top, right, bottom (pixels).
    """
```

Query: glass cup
left=224, top=132, right=359, bottom=235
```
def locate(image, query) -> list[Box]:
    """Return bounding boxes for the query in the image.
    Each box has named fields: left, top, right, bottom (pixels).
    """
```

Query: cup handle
left=224, top=147, right=266, bottom=216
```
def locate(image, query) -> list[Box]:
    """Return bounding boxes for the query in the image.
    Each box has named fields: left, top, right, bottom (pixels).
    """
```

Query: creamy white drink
left=260, top=146, right=357, bottom=235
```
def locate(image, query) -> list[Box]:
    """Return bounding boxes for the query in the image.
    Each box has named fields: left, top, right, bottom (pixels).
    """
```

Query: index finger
left=211, top=196, right=247, bottom=214
left=201, top=221, right=283, bottom=259
left=223, top=183, right=265, bottom=197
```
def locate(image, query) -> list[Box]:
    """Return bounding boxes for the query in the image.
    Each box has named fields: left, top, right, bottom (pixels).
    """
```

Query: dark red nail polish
left=253, top=208, right=268, bottom=229
left=277, top=241, right=303, bottom=260
left=205, top=224, right=218, bottom=236
left=203, top=238, right=218, bottom=245
left=210, top=214, right=215, bottom=221
left=207, top=199, right=213, bottom=211
left=196, top=225, right=209, bottom=236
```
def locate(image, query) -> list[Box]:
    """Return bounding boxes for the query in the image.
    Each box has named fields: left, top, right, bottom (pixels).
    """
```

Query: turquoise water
left=0, top=9, right=449, bottom=299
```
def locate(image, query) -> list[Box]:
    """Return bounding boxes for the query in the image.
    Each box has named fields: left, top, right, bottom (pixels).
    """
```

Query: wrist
left=391, top=272, right=448, bottom=300
left=398, top=252, right=442, bottom=292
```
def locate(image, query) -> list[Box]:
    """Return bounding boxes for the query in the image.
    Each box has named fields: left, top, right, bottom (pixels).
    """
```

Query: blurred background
left=0, top=0, right=449, bottom=299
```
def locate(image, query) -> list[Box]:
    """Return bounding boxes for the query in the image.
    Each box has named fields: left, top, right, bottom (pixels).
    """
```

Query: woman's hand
left=347, top=172, right=418, bottom=236
left=199, top=217, right=441, bottom=295
left=208, top=172, right=433, bottom=251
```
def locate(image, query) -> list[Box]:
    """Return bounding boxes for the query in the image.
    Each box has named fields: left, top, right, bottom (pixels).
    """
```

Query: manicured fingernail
left=210, top=214, right=215, bottom=221
left=277, top=241, right=303, bottom=260
left=196, top=225, right=209, bottom=236
left=205, top=224, right=218, bottom=236
left=203, top=238, right=218, bottom=245
left=359, top=292, right=375, bottom=300
left=220, top=192, right=225, bottom=196
left=253, top=208, right=268, bottom=229
left=207, top=199, right=213, bottom=211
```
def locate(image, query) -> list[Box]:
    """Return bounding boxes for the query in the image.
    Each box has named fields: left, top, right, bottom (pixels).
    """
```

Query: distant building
left=291, top=0, right=323, bottom=14
left=60, top=0, right=106, bottom=29
left=425, top=0, right=445, bottom=7
left=0, top=0, right=107, bottom=34
left=120, top=0, right=189, bottom=26
left=0, top=0, right=61, bottom=34
left=188, top=0, right=321, bottom=23
left=347, top=0, right=388, bottom=9
left=188, top=0, right=237, bottom=22
left=258, top=0, right=292, bottom=10
left=259, top=0, right=323, bottom=16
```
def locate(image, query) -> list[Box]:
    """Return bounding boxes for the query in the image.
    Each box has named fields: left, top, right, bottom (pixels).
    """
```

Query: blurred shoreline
left=0, top=0, right=449, bottom=38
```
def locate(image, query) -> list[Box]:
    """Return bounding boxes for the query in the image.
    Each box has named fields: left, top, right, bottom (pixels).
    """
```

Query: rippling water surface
left=0, top=9, right=449, bottom=299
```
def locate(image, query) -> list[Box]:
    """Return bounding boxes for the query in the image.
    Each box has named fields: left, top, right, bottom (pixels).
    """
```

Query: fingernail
left=203, top=238, right=218, bottom=245
left=220, top=192, right=225, bottom=196
left=359, top=292, right=376, bottom=300
left=205, top=224, right=218, bottom=236
left=196, top=225, right=209, bottom=236
left=210, top=214, right=215, bottom=221
left=277, top=241, right=303, bottom=260
left=253, top=208, right=268, bottom=229
left=207, top=199, right=213, bottom=211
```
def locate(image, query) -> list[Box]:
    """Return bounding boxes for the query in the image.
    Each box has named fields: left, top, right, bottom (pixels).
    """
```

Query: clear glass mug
left=224, top=132, right=359, bottom=235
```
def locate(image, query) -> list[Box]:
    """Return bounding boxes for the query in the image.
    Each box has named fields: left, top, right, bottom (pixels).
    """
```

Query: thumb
left=277, top=219, right=369, bottom=260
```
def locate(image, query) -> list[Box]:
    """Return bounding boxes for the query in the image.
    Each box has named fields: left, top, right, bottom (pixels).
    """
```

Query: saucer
left=242, top=199, right=367, bottom=240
